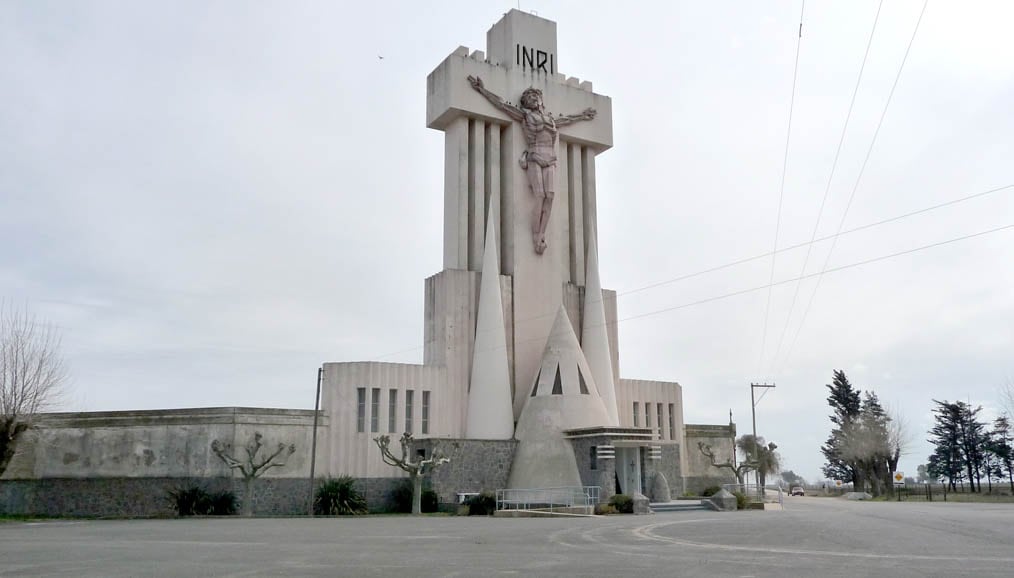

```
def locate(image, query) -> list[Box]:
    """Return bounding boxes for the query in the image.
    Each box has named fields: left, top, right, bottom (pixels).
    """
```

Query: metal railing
left=722, top=483, right=784, bottom=505
left=495, top=486, right=601, bottom=515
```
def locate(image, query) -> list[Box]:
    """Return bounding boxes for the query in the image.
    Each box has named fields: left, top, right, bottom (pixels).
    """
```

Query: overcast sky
left=2, top=1, right=1012, bottom=482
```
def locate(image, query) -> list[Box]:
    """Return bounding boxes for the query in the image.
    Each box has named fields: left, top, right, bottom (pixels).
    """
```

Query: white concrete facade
left=320, top=10, right=724, bottom=490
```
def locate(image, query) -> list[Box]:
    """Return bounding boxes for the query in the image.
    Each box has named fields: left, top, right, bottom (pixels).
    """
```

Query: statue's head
left=520, top=87, right=543, bottom=110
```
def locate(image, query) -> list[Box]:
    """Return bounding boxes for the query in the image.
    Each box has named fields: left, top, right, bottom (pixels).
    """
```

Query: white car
left=790, top=486, right=805, bottom=496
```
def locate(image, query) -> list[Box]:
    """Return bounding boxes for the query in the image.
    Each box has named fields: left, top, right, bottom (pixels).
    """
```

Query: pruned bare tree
left=1001, top=377, right=1014, bottom=419
left=211, top=432, right=296, bottom=516
left=374, top=433, right=449, bottom=515
left=1, top=304, right=67, bottom=476
left=886, top=403, right=913, bottom=481
left=698, top=441, right=755, bottom=490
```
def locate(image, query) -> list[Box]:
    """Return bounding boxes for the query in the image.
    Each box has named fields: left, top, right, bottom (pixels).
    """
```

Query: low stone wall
left=0, top=477, right=309, bottom=517
left=0, top=476, right=412, bottom=517
left=413, top=438, right=517, bottom=503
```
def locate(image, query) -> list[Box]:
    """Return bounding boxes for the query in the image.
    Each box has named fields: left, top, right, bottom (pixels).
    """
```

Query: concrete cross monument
left=427, top=9, right=614, bottom=418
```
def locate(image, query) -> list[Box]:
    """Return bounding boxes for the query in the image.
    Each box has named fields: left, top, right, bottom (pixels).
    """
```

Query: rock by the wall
left=649, top=472, right=671, bottom=502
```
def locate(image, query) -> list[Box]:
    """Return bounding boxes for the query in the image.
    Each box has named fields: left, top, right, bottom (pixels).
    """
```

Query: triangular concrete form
left=581, top=236, right=619, bottom=426
left=508, top=306, right=611, bottom=489
left=465, top=209, right=515, bottom=440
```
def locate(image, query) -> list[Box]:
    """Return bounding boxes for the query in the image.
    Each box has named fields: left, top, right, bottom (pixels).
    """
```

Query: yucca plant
left=314, top=475, right=368, bottom=515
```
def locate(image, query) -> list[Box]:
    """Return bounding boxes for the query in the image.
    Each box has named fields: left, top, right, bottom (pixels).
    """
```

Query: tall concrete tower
left=425, top=9, right=617, bottom=423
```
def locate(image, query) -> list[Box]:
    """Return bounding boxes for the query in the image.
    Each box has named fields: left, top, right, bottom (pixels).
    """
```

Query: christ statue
left=467, top=76, right=596, bottom=255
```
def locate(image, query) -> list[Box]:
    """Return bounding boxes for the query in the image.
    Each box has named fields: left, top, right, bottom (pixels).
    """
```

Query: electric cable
left=774, top=0, right=930, bottom=376
left=759, top=0, right=807, bottom=375
left=768, top=0, right=885, bottom=371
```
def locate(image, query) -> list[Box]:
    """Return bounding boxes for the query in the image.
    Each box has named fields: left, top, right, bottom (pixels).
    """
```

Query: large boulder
left=843, top=491, right=873, bottom=501
left=649, top=472, right=671, bottom=503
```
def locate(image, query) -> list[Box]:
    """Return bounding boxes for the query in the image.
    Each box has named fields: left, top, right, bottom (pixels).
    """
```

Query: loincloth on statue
left=519, top=150, right=558, bottom=170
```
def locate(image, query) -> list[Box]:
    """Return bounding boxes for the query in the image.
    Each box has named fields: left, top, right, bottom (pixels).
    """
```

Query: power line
left=768, top=0, right=886, bottom=371
left=619, top=182, right=1012, bottom=298
left=380, top=221, right=1013, bottom=363
left=775, top=0, right=930, bottom=377
left=619, top=223, right=1013, bottom=325
left=759, top=0, right=807, bottom=374
left=372, top=182, right=1013, bottom=361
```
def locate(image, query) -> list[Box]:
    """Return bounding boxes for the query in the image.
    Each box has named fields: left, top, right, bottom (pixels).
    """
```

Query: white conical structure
left=465, top=210, right=514, bottom=440
left=508, top=306, right=611, bottom=489
left=582, top=237, right=619, bottom=426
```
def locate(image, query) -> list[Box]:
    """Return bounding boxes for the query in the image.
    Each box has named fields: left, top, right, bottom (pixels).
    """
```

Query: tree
left=780, top=470, right=805, bottom=488
left=850, top=392, right=892, bottom=497
left=374, top=433, right=449, bottom=515
left=821, top=370, right=862, bottom=487
left=986, top=416, right=1014, bottom=494
left=820, top=371, right=899, bottom=496
left=1, top=304, right=67, bottom=476
left=926, top=400, right=987, bottom=492
left=916, top=463, right=933, bottom=483
left=927, top=400, right=963, bottom=490
left=737, top=435, right=780, bottom=487
left=211, top=432, right=296, bottom=516
left=697, top=441, right=754, bottom=489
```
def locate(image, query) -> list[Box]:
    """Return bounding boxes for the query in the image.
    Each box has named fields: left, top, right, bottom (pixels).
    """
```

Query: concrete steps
left=650, top=500, right=709, bottom=513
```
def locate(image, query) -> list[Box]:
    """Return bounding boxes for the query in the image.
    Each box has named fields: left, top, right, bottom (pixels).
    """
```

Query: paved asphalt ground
left=3, top=497, right=1013, bottom=577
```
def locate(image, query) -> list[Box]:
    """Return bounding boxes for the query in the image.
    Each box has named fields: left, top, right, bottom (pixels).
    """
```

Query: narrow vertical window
left=657, top=404, right=664, bottom=440
left=646, top=402, right=652, bottom=429
left=405, top=390, right=414, bottom=434
left=370, top=388, right=380, bottom=433
left=422, top=391, right=431, bottom=434
left=388, top=389, right=398, bottom=433
left=356, top=387, right=366, bottom=433
left=633, top=402, right=640, bottom=427
left=590, top=446, right=598, bottom=470
left=668, top=403, right=676, bottom=441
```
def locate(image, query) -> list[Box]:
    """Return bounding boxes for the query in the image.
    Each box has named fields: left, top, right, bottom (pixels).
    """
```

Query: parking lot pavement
left=3, top=498, right=1014, bottom=577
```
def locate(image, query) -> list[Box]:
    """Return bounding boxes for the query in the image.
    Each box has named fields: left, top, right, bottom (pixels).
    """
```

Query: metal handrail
left=495, top=486, right=601, bottom=514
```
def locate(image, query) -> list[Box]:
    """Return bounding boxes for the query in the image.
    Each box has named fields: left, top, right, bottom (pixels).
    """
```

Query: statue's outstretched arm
left=555, top=107, right=597, bottom=127
left=467, top=75, right=524, bottom=121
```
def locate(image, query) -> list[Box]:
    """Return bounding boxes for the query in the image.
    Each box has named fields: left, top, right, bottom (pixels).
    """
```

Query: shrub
left=681, top=490, right=697, bottom=498
left=465, top=492, right=497, bottom=516
left=167, top=484, right=238, bottom=516
left=168, top=485, right=211, bottom=516
left=315, top=475, right=368, bottom=515
left=594, top=503, right=618, bottom=515
left=733, top=491, right=749, bottom=510
left=701, top=486, right=722, bottom=497
left=390, top=479, right=439, bottom=513
left=608, top=493, right=633, bottom=514
left=207, top=490, right=238, bottom=515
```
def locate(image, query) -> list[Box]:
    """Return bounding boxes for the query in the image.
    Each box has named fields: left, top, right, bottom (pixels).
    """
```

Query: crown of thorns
left=520, top=87, right=543, bottom=108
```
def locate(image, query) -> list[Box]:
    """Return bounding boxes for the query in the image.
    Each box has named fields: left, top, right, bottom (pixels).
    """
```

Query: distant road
left=2, top=497, right=1013, bottom=577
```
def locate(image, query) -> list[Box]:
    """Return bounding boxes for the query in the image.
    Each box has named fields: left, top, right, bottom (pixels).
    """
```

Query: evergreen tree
left=987, top=415, right=1014, bottom=494
left=927, top=400, right=977, bottom=491
left=821, top=370, right=862, bottom=487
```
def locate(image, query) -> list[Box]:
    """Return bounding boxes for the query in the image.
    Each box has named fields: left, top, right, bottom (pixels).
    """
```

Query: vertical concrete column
left=469, top=119, right=486, bottom=271
left=500, top=124, right=515, bottom=275
left=486, top=123, right=502, bottom=257
left=558, top=144, right=570, bottom=284
left=444, top=116, right=469, bottom=270
left=568, top=144, right=585, bottom=286
left=582, top=147, right=598, bottom=255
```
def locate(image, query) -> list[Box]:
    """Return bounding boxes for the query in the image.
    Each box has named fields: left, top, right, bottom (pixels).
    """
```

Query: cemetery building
left=1, top=10, right=736, bottom=517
